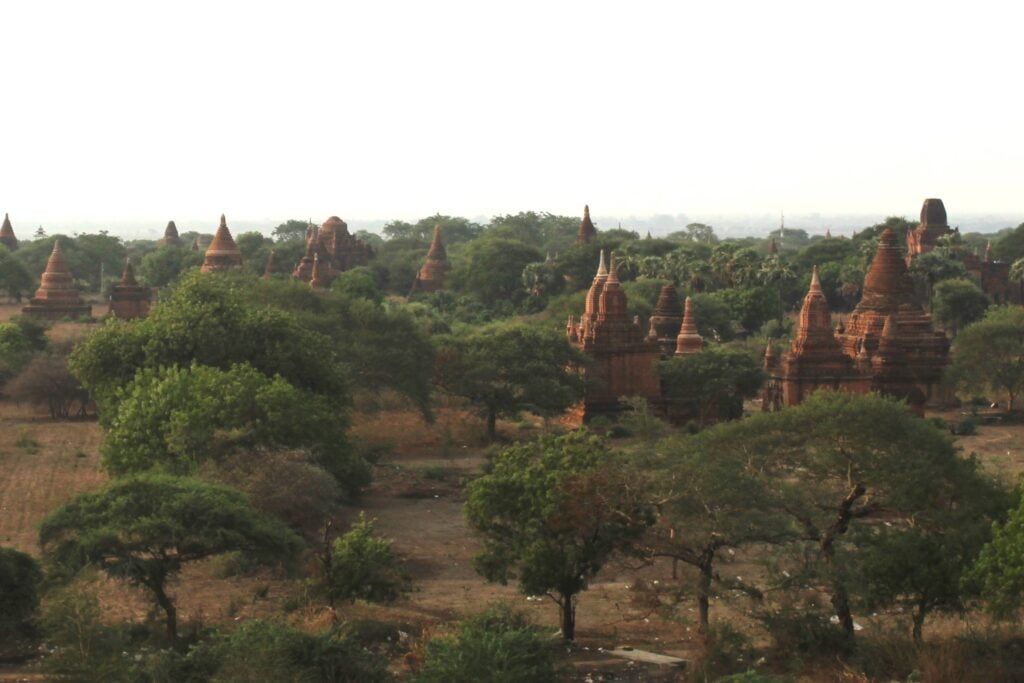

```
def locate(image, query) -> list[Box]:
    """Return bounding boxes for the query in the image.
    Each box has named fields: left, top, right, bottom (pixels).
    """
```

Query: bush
left=416, top=604, right=557, bottom=683
left=39, top=588, right=132, bottom=683
left=0, top=546, right=42, bottom=638
left=203, top=619, right=389, bottom=683
left=6, top=354, right=91, bottom=418
left=690, top=622, right=759, bottom=682
left=326, top=513, right=410, bottom=605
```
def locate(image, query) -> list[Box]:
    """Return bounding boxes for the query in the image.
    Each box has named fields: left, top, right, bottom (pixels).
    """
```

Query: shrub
left=325, top=513, right=410, bottom=605
left=416, top=604, right=557, bottom=683
left=39, top=588, right=131, bottom=683
left=6, top=354, right=91, bottom=418
left=204, top=619, right=388, bottom=683
left=0, top=546, right=42, bottom=638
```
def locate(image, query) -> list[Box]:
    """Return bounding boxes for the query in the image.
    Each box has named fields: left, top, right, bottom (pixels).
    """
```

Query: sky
left=1, top=1, right=1021, bottom=235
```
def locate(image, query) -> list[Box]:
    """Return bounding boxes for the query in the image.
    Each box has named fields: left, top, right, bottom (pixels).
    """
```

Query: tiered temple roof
left=21, top=240, right=92, bottom=319
left=201, top=215, right=243, bottom=272
left=0, top=213, right=18, bottom=251
left=109, top=259, right=151, bottom=319
left=159, top=220, right=184, bottom=247
left=576, top=205, right=597, bottom=244
left=567, top=253, right=661, bottom=419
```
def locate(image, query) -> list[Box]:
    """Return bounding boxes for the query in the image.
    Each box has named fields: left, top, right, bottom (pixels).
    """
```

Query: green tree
left=137, top=244, right=204, bottom=287
left=0, top=246, right=34, bottom=301
left=435, top=324, right=586, bottom=440
left=932, top=278, right=990, bottom=336
left=711, top=286, right=784, bottom=335
left=947, top=305, right=1024, bottom=410
left=968, top=494, right=1024, bottom=619
left=271, top=218, right=313, bottom=242
left=0, top=546, right=42, bottom=638
left=658, top=346, right=765, bottom=425
left=40, top=474, right=302, bottom=642
left=102, top=363, right=365, bottom=490
left=693, top=391, right=986, bottom=638
left=644, top=439, right=789, bottom=633
left=465, top=431, right=653, bottom=640
left=324, top=513, right=409, bottom=605
left=331, top=266, right=383, bottom=303
left=70, top=270, right=348, bottom=412
left=993, top=222, right=1024, bottom=263
left=451, top=237, right=543, bottom=306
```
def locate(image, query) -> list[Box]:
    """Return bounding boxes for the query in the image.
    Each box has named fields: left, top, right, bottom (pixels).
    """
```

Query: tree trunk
left=559, top=592, right=576, bottom=640
left=912, top=600, right=927, bottom=643
left=830, top=584, right=854, bottom=636
left=486, top=410, right=497, bottom=441
left=697, top=559, right=712, bottom=635
left=152, top=583, right=177, bottom=643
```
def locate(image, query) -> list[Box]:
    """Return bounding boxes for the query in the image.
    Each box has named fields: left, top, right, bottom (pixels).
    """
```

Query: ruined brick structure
left=158, top=220, right=184, bottom=247
left=566, top=252, right=662, bottom=419
left=261, top=250, right=278, bottom=279
left=1, top=213, right=18, bottom=251
left=201, top=215, right=243, bottom=273
left=108, top=259, right=151, bottom=320
left=410, top=225, right=449, bottom=294
left=21, top=240, right=92, bottom=319
left=292, top=217, right=373, bottom=286
left=906, top=198, right=1022, bottom=304
left=649, top=284, right=683, bottom=356
left=576, top=205, right=597, bottom=244
left=309, top=253, right=329, bottom=290
left=765, top=229, right=951, bottom=415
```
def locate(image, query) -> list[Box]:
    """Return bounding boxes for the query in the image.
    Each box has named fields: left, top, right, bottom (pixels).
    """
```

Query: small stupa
left=674, top=296, right=704, bottom=356
left=411, top=224, right=449, bottom=293
left=108, top=259, right=151, bottom=319
left=200, top=214, right=243, bottom=272
left=262, top=250, right=278, bottom=280
left=576, top=204, right=597, bottom=244
left=21, top=240, right=92, bottom=319
left=159, top=221, right=184, bottom=247
left=0, top=213, right=18, bottom=251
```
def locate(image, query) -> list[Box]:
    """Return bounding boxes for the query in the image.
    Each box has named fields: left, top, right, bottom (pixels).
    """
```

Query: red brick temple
left=906, top=198, right=1021, bottom=304
left=108, top=259, right=151, bottom=320
left=410, top=225, right=449, bottom=294
left=292, top=217, right=373, bottom=286
left=765, top=229, right=951, bottom=415
left=158, top=220, right=184, bottom=247
left=309, top=253, right=329, bottom=290
left=1, top=213, right=18, bottom=251
left=21, top=240, right=92, bottom=319
left=201, top=215, right=243, bottom=273
left=566, top=252, right=662, bottom=419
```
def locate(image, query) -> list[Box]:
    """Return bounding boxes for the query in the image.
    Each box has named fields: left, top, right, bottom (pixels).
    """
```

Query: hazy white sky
left=1, top=0, right=1021, bottom=229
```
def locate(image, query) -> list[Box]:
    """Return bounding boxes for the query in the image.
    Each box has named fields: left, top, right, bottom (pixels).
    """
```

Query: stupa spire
left=119, top=258, right=138, bottom=286
left=1, top=213, right=18, bottom=251
left=675, top=296, right=704, bottom=356
left=576, top=204, right=598, bottom=244
left=201, top=214, right=243, bottom=272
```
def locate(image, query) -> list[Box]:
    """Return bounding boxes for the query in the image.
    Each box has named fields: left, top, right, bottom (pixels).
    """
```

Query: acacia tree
left=693, top=391, right=996, bottom=639
left=436, top=324, right=587, bottom=441
left=464, top=431, right=653, bottom=639
left=39, top=474, right=302, bottom=642
left=948, top=305, right=1024, bottom=410
left=643, top=440, right=791, bottom=634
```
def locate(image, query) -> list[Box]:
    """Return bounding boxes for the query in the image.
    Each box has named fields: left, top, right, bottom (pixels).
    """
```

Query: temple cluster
left=566, top=251, right=704, bottom=420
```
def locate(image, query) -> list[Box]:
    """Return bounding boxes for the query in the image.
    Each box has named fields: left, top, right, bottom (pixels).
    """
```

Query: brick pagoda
left=411, top=225, right=449, bottom=294
left=159, top=220, right=184, bottom=247
left=21, top=240, right=92, bottom=319
left=201, top=215, right=243, bottom=273
left=1, top=213, right=17, bottom=251
left=576, top=205, right=598, bottom=244
left=649, top=284, right=683, bottom=356
left=674, top=296, right=704, bottom=356
left=108, top=259, right=151, bottom=320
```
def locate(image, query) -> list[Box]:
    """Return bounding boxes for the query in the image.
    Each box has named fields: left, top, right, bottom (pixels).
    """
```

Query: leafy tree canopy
left=932, top=278, right=990, bottom=336
left=948, top=305, right=1024, bottom=409
left=39, top=473, right=303, bottom=641
left=465, top=431, right=654, bottom=639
